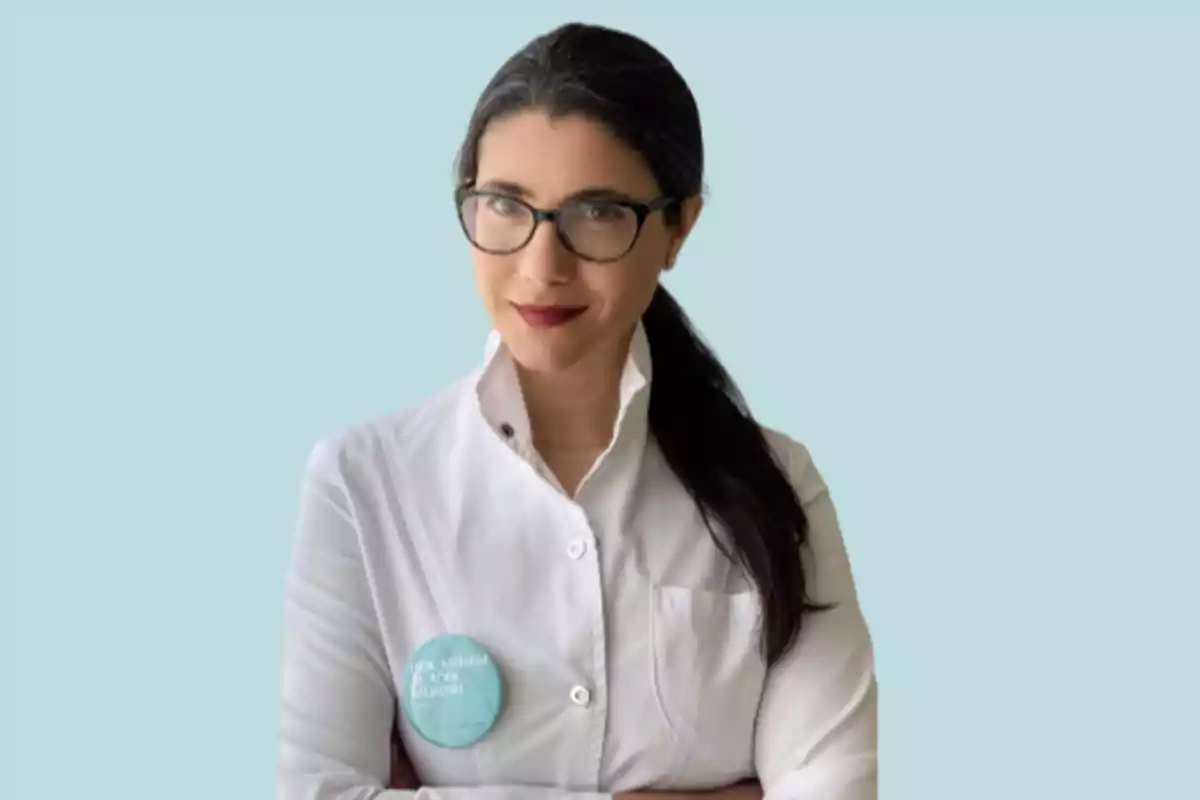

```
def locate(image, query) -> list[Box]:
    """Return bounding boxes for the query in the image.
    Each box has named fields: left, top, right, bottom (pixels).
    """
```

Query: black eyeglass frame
left=454, top=185, right=679, bottom=264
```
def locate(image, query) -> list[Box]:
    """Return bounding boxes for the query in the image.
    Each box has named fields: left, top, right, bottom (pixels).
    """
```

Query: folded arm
left=753, top=442, right=878, bottom=800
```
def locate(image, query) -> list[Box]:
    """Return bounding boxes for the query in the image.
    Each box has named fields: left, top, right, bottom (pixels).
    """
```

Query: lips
left=512, top=304, right=587, bottom=328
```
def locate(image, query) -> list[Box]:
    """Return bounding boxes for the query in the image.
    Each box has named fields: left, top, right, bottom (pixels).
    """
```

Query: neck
left=517, top=334, right=631, bottom=450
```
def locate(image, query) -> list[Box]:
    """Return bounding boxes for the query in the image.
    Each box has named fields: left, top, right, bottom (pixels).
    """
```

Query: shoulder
left=759, top=425, right=830, bottom=507
left=302, top=371, right=479, bottom=490
left=761, top=425, right=862, bottom=604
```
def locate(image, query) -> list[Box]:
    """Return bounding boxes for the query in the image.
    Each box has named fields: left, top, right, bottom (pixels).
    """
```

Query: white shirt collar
left=474, top=321, right=653, bottom=451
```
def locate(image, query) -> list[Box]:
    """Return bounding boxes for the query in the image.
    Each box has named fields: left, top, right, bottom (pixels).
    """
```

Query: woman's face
left=466, top=110, right=698, bottom=375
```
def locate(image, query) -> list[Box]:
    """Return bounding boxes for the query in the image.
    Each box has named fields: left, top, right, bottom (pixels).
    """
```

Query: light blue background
left=3, top=4, right=1197, bottom=799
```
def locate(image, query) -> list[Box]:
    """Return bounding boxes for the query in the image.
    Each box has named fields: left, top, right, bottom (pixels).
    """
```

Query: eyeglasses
left=455, top=187, right=677, bottom=263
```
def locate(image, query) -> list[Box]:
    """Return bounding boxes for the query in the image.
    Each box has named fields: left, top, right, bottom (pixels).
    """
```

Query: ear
left=663, top=195, right=704, bottom=271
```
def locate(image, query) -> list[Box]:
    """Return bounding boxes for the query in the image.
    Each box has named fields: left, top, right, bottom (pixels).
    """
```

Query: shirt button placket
left=570, top=506, right=606, bottom=789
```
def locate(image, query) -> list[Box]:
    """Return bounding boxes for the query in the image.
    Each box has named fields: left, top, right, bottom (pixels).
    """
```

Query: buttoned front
left=277, top=323, right=877, bottom=800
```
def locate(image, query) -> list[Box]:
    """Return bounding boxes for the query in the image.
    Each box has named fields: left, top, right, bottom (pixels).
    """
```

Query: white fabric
left=277, top=322, right=877, bottom=800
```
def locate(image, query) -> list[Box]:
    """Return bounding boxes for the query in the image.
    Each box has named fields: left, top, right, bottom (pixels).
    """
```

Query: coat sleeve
left=754, top=439, right=878, bottom=800
left=276, top=438, right=613, bottom=800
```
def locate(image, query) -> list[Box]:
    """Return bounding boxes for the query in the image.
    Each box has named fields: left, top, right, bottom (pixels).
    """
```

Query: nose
left=517, top=218, right=576, bottom=287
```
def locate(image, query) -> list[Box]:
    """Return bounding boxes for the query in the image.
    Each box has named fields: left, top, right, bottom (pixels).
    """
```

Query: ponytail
left=642, top=285, right=825, bottom=665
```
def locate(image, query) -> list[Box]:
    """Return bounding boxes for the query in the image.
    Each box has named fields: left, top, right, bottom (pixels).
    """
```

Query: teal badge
left=401, top=634, right=504, bottom=748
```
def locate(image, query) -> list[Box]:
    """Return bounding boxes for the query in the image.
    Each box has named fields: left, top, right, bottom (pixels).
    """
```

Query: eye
left=577, top=201, right=627, bottom=223
left=485, top=195, right=524, bottom=217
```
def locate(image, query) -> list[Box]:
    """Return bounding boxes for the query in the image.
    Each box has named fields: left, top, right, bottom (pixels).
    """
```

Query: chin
left=502, top=329, right=589, bottom=374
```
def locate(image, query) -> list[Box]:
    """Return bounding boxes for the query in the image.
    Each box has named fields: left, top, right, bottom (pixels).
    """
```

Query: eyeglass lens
left=459, top=193, right=641, bottom=261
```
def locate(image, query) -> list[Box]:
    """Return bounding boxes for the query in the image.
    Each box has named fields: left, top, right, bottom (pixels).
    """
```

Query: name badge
left=401, top=634, right=504, bottom=749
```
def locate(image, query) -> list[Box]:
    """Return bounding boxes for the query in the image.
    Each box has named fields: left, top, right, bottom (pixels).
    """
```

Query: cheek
left=635, top=220, right=674, bottom=259
left=471, top=253, right=512, bottom=305
left=585, top=256, right=661, bottom=320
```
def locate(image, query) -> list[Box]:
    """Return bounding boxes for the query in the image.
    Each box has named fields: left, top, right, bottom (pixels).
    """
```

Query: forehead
left=474, top=111, right=659, bottom=203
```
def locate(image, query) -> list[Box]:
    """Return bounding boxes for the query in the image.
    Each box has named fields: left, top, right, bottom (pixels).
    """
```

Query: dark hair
left=454, top=22, right=825, bottom=665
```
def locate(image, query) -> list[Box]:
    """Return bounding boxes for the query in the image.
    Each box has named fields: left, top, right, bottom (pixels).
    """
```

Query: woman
left=277, top=21, right=877, bottom=800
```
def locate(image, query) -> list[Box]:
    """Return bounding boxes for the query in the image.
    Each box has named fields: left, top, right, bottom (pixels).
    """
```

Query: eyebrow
left=475, top=179, right=639, bottom=204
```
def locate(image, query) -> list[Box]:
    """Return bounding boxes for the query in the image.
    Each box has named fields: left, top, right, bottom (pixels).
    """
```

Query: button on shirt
left=277, top=323, right=878, bottom=800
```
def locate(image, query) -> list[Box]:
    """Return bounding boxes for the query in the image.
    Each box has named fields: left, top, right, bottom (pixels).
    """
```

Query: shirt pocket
left=647, top=585, right=768, bottom=789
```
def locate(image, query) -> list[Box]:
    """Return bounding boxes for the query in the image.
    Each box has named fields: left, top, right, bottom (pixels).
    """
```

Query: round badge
left=401, top=634, right=504, bottom=749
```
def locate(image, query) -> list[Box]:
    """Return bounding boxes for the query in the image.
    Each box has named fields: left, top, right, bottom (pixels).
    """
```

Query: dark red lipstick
left=513, top=304, right=587, bottom=328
